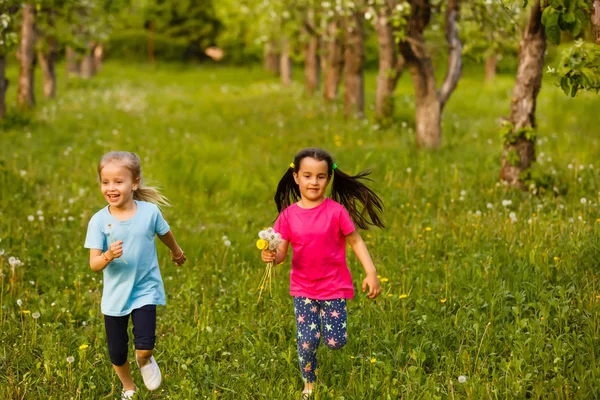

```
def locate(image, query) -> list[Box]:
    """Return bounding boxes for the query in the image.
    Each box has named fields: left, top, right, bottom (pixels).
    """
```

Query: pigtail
left=331, top=168, right=385, bottom=229
left=134, top=187, right=171, bottom=210
left=274, top=166, right=300, bottom=213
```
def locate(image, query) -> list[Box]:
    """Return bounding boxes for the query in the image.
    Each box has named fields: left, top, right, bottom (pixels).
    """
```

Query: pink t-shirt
left=274, top=198, right=356, bottom=300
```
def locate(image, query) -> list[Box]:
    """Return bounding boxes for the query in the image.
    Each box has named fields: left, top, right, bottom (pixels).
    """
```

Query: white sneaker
left=137, top=355, right=162, bottom=391
left=121, top=388, right=136, bottom=400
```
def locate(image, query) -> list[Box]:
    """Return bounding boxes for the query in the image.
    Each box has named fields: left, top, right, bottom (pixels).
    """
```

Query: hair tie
left=289, top=162, right=295, bottom=169
left=332, top=163, right=337, bottom=170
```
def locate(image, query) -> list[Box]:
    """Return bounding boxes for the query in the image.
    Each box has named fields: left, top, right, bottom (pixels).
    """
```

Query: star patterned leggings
left=293, top=297, right=348, bottom=383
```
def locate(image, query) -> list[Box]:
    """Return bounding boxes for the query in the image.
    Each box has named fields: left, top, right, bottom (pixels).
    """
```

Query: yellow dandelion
left=370, top=358, right=377, bottom=364
left=79, top=344, right=89, bottom=350
left=553, top=256, right=560, bottom=262
left=381, top=278, right=389, bottom=283
left=540, top=317, right=545, bottom=321
left=439, top=298, right=447, bottom=303
left=399, top=293, right=408, bottom=299
left=425, top=227, right=432, bottom=231
left=387, top=294, right=393, bottom=297
left=596, top=295, right=600, bottom=299
left=256, top=239, right=269, bottom=250
left=350, top=356, right=355, bottom=359
left=426, top=202, right=431, bottom=207
left=596, top=219, right=600, bottom=223
left=21, top=310, right=31, bottom=314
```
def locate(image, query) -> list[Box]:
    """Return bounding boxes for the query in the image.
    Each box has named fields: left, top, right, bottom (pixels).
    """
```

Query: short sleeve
left=339, top=207, right=355, bottom=236
left=274, top=211, right=290, bottom=241
left=84, top=216, right=106, bottom=250
left=154, top=206, right=170, bottom=236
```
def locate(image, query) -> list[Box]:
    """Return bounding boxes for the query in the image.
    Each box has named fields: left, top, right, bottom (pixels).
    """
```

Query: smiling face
left=293, top=157, right=331, bottom=206
left=100, top=161, right=139, bottom=210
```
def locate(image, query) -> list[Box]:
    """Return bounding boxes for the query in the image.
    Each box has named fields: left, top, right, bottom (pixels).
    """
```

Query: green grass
left=1, top=61, right=599, bottom=399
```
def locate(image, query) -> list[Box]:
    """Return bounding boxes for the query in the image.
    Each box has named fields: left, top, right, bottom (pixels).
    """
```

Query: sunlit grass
left=1, top=61, right=599, bottom=398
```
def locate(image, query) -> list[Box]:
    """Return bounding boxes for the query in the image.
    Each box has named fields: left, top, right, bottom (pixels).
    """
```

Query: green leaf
left=570, top=81, right=579, bottom=97
left=522, top=0, right=529, bottom=7
left=546, top=24, right=561, bottom=44
left=541, top=7, right=558, bottom=28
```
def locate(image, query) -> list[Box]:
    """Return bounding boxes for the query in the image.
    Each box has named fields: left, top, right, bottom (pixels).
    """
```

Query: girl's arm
left=346, top=230, right=381, bottom=299
left=158, top=230, right=186, bottom=266
left=89, top=240, right=123, bottom=272
left=261, top=240, right=289, bottom=265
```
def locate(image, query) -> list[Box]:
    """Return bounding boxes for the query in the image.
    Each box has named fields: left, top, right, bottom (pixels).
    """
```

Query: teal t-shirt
left=84, top=200, right=170, bottom=316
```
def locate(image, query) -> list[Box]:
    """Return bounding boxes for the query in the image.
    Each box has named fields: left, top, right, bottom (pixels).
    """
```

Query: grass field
left=1, top=61, right=599, bottom=399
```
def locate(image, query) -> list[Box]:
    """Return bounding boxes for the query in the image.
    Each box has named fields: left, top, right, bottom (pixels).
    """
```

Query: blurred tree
left=397, top=0, right=463, bottom=149
left=370, top=0, right=409, bottom=121
left=146, top=0, right=222, bottom=60
left=460, top=0, right=520, bottom=82
left=17, top=3, right=36, bottom=110
left=0, top=1, right=19, bottom=118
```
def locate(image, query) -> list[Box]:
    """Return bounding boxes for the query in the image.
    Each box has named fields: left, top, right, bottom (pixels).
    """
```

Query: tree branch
left=439, top=0, right=462, bottom=107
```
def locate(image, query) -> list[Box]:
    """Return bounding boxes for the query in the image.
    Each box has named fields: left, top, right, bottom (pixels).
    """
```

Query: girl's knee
left=108, top=347, right=128, bottom=366
left=135, top=349, right=153, bottom=360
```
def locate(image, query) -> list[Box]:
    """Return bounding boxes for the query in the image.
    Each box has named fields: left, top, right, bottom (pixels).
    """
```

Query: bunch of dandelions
left=256, top=227, right=283, bottom=302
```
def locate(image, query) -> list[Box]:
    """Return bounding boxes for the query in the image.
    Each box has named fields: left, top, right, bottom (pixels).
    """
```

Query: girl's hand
left=170, top=249, right=186, bottom=266
left=261, top=249, right=276, bottom=263
left=362, top=273, right=381, bottom=299
left=106, top=240, right=124, bottom=260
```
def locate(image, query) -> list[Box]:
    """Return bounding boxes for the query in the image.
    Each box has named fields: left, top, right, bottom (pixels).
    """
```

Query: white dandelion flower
left=66, top=356, right=75, bottom=363
left=458, top=375, right=467, bottom=383
left=486, top=203, right=494, bottom=209
left=17, top=299, right=23, bottom=307
left=32, top=312, right=40, bottom=319
left=27, top=215, right=35, bottom=222
left=581, top=198, right=587, bottom=205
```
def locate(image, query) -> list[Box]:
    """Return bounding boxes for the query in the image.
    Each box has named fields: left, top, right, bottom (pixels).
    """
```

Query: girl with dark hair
left=262, top=147, right=384, bottom=398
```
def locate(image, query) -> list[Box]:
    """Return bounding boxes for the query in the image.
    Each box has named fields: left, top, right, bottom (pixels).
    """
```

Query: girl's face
left=100, top=161, right=139, bottom=209
left=293, top=157, right=330, bottom=204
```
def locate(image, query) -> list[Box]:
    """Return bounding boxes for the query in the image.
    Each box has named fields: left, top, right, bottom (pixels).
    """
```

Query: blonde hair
left=98, top=151, right=170, bottom=209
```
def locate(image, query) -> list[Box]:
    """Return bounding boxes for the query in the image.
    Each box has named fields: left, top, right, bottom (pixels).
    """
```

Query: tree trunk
left=398, top=0, right=462, bottom=148
left=93, top=43, right=104, bottom=72
left=375, top=2, right=403, bottom=120
left=320, top=17, right=328, bottom=74
left=17, top=3, right=36, bottom=110
left=280, top=38, right=292, bottom=86
left=80, top=42, right=95, bottom=79
left=592, top=0, right=600, bottom=44
left=0, top=55, right=8, bottom=119
left=66, top=46, right=79, bottom=78
left=500, top=0, right=546, bottom=187
left=303, top=10, right=320, bottom=95
left=343, top=11, right=365, bottom=118
left=324, top=20, right=344, bottom=101
left=485, top=54, right=497, bottom=82
left=37, top=37, right=57, bottom=98
left=263, top=40, right=280, bottom=75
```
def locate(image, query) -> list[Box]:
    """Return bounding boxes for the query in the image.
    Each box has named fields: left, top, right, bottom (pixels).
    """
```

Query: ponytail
left=133, top=187, right=171, bottom=210
left=274, top=148, right=384, bottom=229
left=331, top=168, right=384, bottom=229
left=274, top=166, right=300, bottom=213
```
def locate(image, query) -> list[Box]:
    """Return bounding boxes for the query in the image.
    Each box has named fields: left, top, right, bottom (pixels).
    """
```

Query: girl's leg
left=131, top=304, right=161, bottom=391
left=320, top=299, right=348, bottom=350
left=131, top=304, right=157, bottom=366
left=104, top=314, right=135, bottom=391
left=293, top=297, right=322, bottom=385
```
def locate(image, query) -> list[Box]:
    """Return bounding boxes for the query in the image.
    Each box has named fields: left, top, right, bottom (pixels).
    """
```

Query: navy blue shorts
left=104, top=304, right=157, bottom=366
